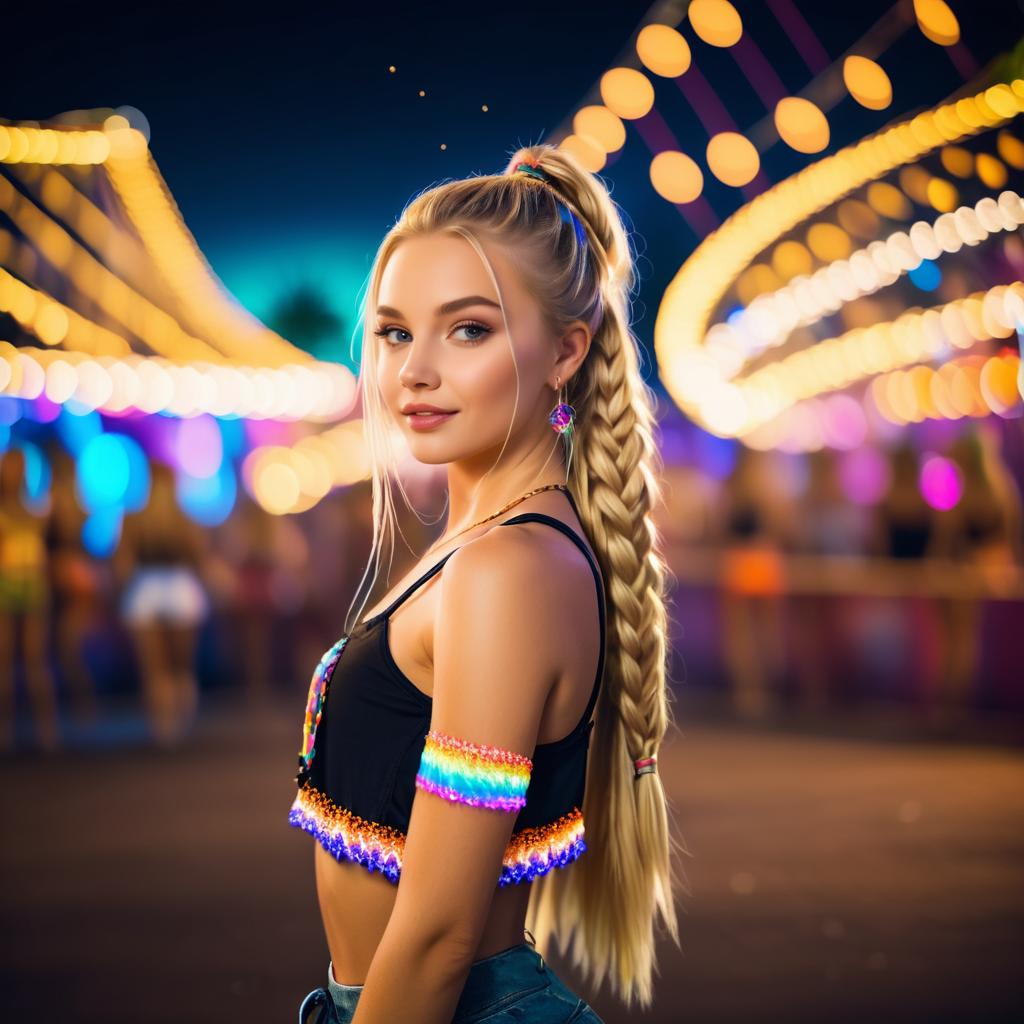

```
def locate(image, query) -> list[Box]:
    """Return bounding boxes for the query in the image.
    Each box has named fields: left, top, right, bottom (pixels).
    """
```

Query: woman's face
left=374, top=231, right=557, bottom=467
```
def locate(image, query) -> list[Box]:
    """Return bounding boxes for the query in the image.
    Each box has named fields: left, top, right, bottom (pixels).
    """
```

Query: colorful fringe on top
left=415, top=729, right=533, bottom=812
left=295, top=634, right=350, bottom=785
left=288, top=783, right=586, bottom=887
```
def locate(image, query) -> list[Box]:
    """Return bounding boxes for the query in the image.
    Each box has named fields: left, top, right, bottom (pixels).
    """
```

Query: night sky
left=5, top=0, right=1022, bottom=387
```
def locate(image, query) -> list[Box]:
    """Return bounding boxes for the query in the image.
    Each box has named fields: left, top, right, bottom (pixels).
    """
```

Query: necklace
left=422, top=482, right=569, bottom=560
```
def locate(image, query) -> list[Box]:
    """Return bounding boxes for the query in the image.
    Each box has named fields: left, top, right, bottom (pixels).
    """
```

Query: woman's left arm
left=350, top=527, right=560, bottom=1024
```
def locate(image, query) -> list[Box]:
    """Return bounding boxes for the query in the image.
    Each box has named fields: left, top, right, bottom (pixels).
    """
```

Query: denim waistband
left=326, top=940, right=550, bottom=1021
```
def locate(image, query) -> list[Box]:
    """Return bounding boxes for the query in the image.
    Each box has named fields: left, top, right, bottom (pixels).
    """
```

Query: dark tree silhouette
left=266, top=284, right=345, bottom=361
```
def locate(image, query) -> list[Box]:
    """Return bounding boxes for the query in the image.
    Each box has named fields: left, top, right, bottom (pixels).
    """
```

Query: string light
left=654, top=80, right=1024, bottom=444
left=1, top=115, right=356, bottom=421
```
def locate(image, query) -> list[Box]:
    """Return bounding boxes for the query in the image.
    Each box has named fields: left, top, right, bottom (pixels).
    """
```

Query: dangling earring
left=548, top=375, right=576, bottom=479
left=549, top=375, right=576, bottom=436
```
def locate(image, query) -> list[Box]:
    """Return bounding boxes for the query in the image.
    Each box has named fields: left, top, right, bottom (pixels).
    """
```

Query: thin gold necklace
left=423, top=482, right=569, bottom=559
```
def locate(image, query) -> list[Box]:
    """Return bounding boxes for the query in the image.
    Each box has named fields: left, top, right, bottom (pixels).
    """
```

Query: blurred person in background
left=45, top=444, right=102, bottom=726
left=217, top=493, right=311, bottom=706
left=867, top=439, right=942, bottom=704
left=790, top=448, right=870, bottom=711
left=221, top=495, right=282, bottom=704
left=714, top=446, right=791, bottom=719
left=930, top=424, right=1023, bottom=722
left=869, top=439, right=940, bottom=561
left=0, top=445, right=59, bottom=752
left=113, top=460, right=210, bottom=747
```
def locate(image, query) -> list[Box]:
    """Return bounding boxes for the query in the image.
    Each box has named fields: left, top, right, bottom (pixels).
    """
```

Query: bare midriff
left=314, top=843, right=533, bottom=985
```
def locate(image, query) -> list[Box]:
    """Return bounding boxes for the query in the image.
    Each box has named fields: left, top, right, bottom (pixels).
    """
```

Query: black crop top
left=288, top=501, right=607, bottom=888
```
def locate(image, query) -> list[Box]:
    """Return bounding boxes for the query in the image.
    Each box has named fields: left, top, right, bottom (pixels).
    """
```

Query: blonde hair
left=347, top=143, right=687, bottom=1010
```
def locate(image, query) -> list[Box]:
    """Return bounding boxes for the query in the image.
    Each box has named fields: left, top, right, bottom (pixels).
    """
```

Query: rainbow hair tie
left=512, top=161, right=588, bottom=248
left=416, top=730, right=532, bottom=813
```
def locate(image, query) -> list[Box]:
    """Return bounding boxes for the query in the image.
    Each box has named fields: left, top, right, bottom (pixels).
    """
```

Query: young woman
left=292, top=145, right=685, bottom=1023
left=114, top=461, right=210, bottom=747
left=0, top=446, right=59, bottom=751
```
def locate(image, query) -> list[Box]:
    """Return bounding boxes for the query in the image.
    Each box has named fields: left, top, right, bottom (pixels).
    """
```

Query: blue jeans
left=298, top=940, right=603, bottom=1023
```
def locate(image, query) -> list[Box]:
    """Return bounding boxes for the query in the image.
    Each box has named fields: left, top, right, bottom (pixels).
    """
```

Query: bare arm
left=350, top=528, right=559, bottom=1023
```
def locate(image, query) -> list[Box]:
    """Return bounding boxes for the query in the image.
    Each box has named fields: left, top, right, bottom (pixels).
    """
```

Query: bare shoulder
left=436, top=521, right=598, bottom=656
left=453, top=518, right=595, bottom=596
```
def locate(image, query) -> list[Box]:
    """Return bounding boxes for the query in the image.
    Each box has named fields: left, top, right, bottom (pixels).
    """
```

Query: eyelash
left=373, top=320, right=492, bottom=346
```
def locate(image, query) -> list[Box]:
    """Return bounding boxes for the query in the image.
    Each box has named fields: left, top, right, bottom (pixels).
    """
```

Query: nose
left=396, top=338, right=441, bottom=390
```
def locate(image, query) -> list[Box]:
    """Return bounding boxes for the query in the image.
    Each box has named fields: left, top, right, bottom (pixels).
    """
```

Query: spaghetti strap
left=364, top=501, right=607, bottom=734
left=499, top=512, right=604, bottom=606
left=362, top=549, right=461, bottom=628
left=360, top=510, right=586, bottom=628
left=500, top=511, right=607, bottom=731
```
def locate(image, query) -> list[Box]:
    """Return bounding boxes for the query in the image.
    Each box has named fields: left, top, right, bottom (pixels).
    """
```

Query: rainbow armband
left=415, top=730, right=532, bottom=813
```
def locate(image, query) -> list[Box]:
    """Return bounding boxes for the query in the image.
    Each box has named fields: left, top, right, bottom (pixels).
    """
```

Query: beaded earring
left=549, top=374, right=576, bottom=481
left=549, top=375, right=576, bottom=437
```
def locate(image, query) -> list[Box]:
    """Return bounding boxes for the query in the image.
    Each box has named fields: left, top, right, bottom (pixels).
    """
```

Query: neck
left=443, top=427, right=567, bottom=534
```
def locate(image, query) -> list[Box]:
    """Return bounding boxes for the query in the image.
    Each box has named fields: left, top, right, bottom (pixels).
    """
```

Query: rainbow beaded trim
left=415, top=730, right=533, bottom=812
left=290, top=785, right=406, bottom=883
left=296, top=634, right=350, bottom=786
left=288, top=783, right=587, bottom=887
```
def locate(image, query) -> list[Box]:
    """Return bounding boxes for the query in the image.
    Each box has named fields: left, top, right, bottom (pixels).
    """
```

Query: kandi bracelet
left=415, top=729, right=533, bottom=812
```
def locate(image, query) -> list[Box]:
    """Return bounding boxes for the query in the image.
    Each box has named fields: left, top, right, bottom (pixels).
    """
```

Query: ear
left=553, top=320, right=592, bottom=386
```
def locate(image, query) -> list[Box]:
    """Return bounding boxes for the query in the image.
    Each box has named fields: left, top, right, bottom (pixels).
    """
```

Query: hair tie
left=511, top=161, right=588, bottom=248
left=514, top=160, right=549, bottom=182
left=634, top=755, right=657, bottom=779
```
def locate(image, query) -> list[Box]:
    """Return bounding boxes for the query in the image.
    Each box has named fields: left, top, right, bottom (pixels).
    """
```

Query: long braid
left=525, top=275, right=686, bottom=1009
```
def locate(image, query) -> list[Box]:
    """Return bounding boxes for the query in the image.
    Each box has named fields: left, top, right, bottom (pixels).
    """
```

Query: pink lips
left=405, top=411, right=457, bottom=431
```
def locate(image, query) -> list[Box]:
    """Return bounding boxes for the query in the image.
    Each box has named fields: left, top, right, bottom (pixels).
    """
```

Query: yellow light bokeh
left=939, top=145, right=974, bottom=178
left=976, top=153, right=1008, bottom=190
left=926, top=177, right=959, bottom=213
left=706, top=132, right=759, bottom=187
left=898, top=164, right=932, bottom=205
left=842, top=56, right=892, bottom=111
left=806, top=223, right=853, bottom=262
left=866, top=181, right=913, bottom=221
left=636, top=24, right=692, bottom=78
left=33, top=300, right=70, bottom=346
left=736, top=264, right=783, bottom=306
left=689, top=0, right=743, bottom=48
left=653, top=73, right=1024, bottom=443
left=599, top=67, right=655, bottom=120
left=836, top=198, right=880, bottom=239
left=996, top=130, right=1024, bottom=170
left=770, top=241, right=814, bottom=281
left=650, top=150, right=704, bottom=204
left=557, top=134, right=606, bottom=172
left=774, top=96, right=830, bottom=154
left=572, top=106, right=626, bottom=154
left=913, top=0, right=960, bottom=47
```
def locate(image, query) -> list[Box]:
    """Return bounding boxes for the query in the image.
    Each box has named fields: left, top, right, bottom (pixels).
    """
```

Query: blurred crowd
left=1, top=420, right=1021, bottom=754
left=0, top=440, right=394, bottom=753
left=659, top=420, right=1022, bottom=725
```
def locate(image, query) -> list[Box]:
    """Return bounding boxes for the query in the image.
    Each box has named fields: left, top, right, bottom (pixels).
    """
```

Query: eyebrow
left=376, top=295, right=502, bottom=319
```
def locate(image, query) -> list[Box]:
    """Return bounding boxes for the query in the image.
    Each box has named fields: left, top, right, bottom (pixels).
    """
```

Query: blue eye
left=373, top=321, right=492, bottom=346
left=453, top=321, right=492, bottom=344
left=373, top=326, right=410, bottom=345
